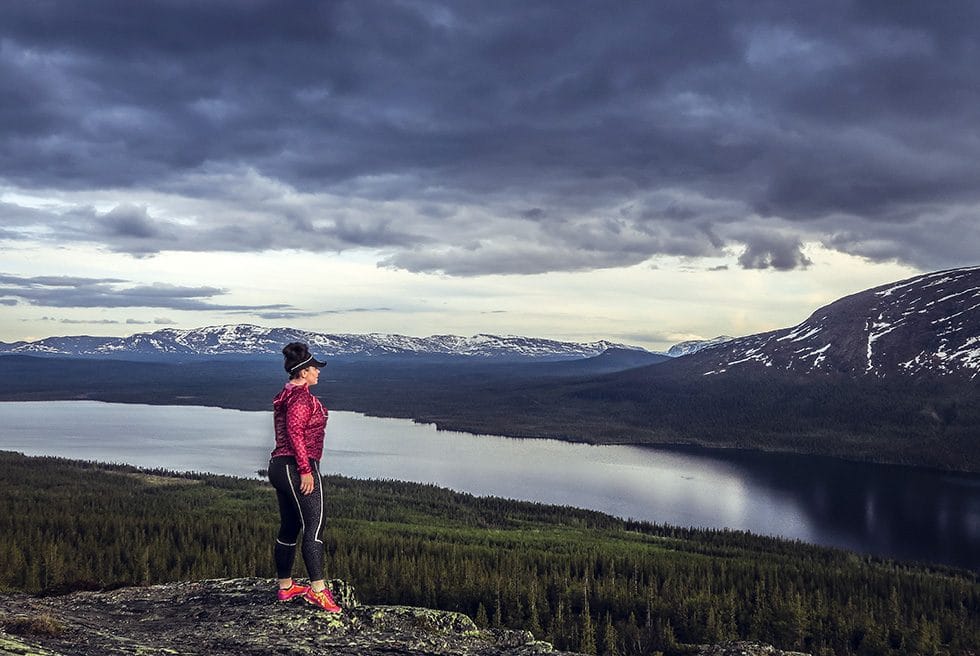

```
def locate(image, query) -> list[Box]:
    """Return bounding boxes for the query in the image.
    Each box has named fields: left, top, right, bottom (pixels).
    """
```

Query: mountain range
left=4, top=266, right=977, bottom=379
left=0, top=325, right=658, bottom=362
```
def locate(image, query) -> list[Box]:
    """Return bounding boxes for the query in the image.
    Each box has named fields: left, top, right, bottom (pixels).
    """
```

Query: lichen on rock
left=0, top=578, right=576, bottom=655
left=694, top=641, right=812, bottom=656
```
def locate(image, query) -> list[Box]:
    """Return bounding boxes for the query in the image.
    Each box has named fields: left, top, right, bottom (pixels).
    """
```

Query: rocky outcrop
left=695, top=643, right=810, bottom=656
left=0, top=578, right=810, bottom=656
left=0, top=578, right=568, bottom=656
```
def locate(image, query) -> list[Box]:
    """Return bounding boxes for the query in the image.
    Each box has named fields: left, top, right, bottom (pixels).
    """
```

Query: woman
left=267, top=342, right=341, bottom=612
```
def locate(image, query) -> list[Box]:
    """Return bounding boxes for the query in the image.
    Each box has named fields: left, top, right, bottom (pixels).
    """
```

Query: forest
left=1, top=451, right=977, bottom=656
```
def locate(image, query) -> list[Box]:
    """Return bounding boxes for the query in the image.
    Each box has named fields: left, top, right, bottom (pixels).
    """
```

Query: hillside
left=666, top=336, right=735, bottom=357
left=2, top=453, right=976, bottom=655
left=663, top=265, right=980, bottom=379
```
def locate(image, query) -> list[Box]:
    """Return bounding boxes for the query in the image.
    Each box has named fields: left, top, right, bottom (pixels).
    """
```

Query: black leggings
left=268, top=456, right=324, bottom=581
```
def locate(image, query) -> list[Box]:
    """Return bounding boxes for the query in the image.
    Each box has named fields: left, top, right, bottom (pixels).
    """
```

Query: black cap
left=288, top=354, right=326, bottom=373
left=283, top=342, right=326, bottom=374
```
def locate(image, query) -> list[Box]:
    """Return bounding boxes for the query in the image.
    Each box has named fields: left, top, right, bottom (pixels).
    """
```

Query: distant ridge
left=666, top=336, right=735, bottom=357
left=662, top=266, right=980, bottom=380
left=0, top=325, right=654, bottom=362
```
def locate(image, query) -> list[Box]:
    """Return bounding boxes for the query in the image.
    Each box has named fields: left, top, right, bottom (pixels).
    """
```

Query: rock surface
left=0, top=578, right=571, bottom=656
left=0, top=578, right=810, bottom=656
left=694, top=642, right=810, bottom=656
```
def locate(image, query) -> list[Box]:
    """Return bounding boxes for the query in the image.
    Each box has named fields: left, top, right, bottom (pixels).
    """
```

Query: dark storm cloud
left=737, top=232, right=813, bottom=271
left=0, top=274, right=126, bottom=287
left=101, top=205, right=168, bottom=239
left=0, top=274, right=291, bottom=312
left=1, top=201, right=421, bottom=255
left=2, top=1, right=980, bottom=272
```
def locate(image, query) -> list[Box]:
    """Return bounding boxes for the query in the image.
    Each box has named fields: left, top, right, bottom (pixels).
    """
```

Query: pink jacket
left=271, top=383, right=327, bottom=475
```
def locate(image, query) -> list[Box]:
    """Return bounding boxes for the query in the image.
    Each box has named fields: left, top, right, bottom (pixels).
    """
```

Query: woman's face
left=298, top=365, right=321, bottom=386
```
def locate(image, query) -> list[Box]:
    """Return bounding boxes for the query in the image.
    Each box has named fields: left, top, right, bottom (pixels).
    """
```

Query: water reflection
left=679, top=448, right=980, bottom=569
left=322, top=413, right=979, bottom=570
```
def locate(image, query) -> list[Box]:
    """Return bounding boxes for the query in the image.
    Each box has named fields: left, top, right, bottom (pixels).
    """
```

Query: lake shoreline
left=2, top=393, right=972, bottom=478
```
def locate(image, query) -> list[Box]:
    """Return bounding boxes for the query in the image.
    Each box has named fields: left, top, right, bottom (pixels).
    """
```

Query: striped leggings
left=268, top=456, right=324, bottom=581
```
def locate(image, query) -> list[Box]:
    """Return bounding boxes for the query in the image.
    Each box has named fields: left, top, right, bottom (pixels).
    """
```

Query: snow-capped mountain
left=686, top=266, right=980, bottom=379
left=0, top=325, right=647, bottom=362
left=666, top=336, right=735, bottom=357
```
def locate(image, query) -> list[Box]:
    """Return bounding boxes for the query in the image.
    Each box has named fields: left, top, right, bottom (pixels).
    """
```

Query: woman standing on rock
left=267, top=342, right=341, bottom=613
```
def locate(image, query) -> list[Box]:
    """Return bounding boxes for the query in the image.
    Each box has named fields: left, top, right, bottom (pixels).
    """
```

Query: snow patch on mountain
left=0, top=325, right=648, bottom=362
left=666, top=336, right=735, bottom=357
left=776, top=323, right=822, bottom=343
left=687, top=265, right=980, bottom=379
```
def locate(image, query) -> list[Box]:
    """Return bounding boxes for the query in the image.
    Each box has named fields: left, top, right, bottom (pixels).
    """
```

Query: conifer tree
left=654, top=618, right=677, bottom=652
left=549, top=596, right=568, bottom=649
left=601, top=611, right=619, bottom=656
left=492, top=584, right=503, bottom=629
left=503, top=576, right=523, bottom=628
left=580, top=579, right=596, bottom=655
left=527, top=578, right=542, bottom=637
left=911, top=615, right=942, bottom=655
left=474, top=602, right=488, bottom=629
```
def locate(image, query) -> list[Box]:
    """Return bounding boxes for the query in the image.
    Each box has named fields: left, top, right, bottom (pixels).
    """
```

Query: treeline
left=1, top=452, right=977, bottom=655
left=404, top=371, right=980, bottom=471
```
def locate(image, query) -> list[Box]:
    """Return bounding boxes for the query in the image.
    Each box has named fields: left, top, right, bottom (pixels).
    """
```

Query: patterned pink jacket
left=270, top=383, right=327, bottom=475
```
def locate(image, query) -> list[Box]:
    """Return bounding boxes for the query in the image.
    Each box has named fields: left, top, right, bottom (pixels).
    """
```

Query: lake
left=1, top=400, right=978, bottom=571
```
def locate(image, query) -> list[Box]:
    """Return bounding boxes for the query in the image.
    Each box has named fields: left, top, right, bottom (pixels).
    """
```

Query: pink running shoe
left=304, top=586, right=341, bottom=613
left=277, top=583, right=310, bottom=602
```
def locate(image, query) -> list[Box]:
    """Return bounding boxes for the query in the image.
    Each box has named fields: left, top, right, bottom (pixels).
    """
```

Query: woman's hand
left=299, top=472, right=315, bottom=495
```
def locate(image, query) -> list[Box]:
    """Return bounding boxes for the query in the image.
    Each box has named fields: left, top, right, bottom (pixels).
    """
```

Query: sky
left=1, top=1, right=977, bottom=350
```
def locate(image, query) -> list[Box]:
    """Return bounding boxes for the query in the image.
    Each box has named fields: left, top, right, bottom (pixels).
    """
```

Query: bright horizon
left=0, top=248, right=923, bottom=350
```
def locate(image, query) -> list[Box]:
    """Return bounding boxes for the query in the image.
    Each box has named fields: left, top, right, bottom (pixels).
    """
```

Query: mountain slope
left=666, top=336, right=735, bottom=357
left=669, top=266, right=980, bottom=379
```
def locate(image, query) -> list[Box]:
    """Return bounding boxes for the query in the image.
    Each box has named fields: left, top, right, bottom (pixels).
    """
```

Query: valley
left=1, top=266, right=978, bottom=472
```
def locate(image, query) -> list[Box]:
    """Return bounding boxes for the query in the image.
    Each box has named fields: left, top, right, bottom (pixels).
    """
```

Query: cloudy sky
left=1, top=1, right=976, bottom=349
